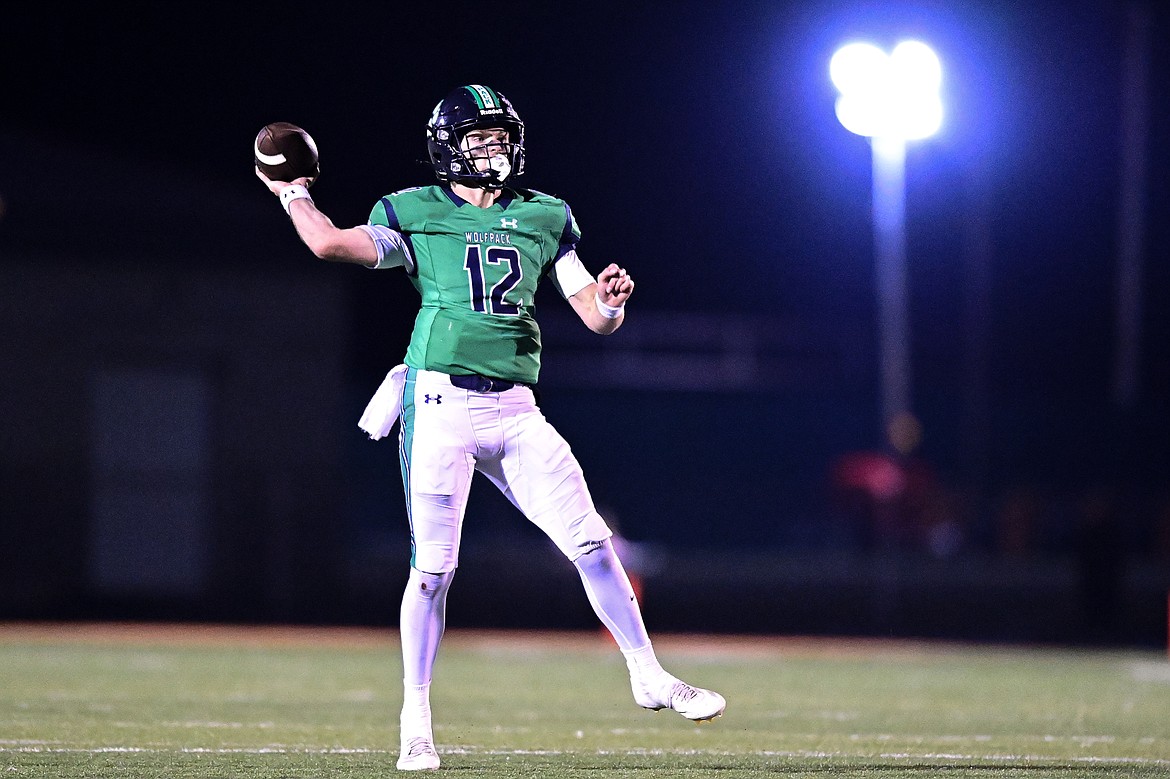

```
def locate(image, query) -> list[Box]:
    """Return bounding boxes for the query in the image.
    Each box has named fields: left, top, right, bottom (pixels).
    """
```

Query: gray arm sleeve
left=356, top=224, right=415, bottom=272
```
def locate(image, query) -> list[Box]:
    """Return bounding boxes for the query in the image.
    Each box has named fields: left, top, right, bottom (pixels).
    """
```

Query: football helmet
left=426, top=84, right=526, bottom=189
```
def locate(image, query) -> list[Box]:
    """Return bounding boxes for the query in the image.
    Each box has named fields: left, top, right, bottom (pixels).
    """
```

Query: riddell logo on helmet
left=480, top=108, right=504, bottom=115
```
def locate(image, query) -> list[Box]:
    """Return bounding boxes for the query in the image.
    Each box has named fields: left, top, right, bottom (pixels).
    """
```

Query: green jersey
left=369, top=185, right=580, bottom=384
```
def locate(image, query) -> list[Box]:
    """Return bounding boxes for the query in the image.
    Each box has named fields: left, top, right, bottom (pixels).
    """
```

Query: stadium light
left=831, top=40, right=943, bottom=453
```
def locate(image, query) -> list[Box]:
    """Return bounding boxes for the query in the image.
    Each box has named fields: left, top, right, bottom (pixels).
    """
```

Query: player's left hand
left=597, top=263, right=634, bottom=307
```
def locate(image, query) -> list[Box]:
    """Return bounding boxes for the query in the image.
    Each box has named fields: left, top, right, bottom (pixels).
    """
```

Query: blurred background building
left=1, top=0, right=1167, bottom=646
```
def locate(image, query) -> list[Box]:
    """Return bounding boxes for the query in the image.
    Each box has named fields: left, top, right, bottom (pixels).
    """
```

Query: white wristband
left=594, top=292, right=624, bottom=319
left=279, top=184, right=312, bottom=214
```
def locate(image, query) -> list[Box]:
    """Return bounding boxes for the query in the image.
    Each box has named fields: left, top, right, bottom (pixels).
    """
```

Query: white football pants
left=398, top=368, right=613, bottom=573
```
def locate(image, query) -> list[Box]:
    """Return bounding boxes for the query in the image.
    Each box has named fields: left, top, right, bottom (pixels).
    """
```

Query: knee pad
left=572, top=538, right=617, bottom=575
left=412, top=540, right=460, bottom=575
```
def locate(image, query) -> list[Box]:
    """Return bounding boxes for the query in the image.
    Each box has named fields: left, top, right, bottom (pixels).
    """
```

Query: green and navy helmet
left=426, top=84, right=526, bottom=189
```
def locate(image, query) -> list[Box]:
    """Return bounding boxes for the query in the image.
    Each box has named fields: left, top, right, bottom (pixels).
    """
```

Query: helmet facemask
left=455, top=127, right=521, bottom=188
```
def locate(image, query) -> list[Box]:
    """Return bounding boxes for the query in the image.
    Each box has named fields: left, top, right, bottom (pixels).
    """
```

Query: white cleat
left=397, top=736, right=440, bottom=771
left=633, top=675, right=727, bottom=723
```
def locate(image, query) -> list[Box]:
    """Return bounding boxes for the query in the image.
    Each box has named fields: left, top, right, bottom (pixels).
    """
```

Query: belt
left=449, top=373, right=524, bottom=393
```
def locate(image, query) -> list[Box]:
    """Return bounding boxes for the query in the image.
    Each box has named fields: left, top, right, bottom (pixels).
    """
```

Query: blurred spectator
left=829, top=448, right=956, bottom=555
left=920, top=483, right=969, bottom=559
left=1074, top=487, right=1126, bottom=640
left=994, top=486, right=1042, bottom=557
left=831, top=449, right=905, bottom=550
left=1155, top=494, right=1170, bottom=561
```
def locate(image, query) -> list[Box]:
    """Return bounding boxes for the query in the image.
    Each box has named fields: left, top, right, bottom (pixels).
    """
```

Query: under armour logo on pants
left=424, top=394, right=442, bottom=404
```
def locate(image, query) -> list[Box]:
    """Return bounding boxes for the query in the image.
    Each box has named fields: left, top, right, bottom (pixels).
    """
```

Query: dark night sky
left=3, top=0, right=1168, bottom=438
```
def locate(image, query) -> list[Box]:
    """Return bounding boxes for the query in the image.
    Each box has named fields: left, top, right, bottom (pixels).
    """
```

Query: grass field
left=1, top=624, right=1168, bottom=778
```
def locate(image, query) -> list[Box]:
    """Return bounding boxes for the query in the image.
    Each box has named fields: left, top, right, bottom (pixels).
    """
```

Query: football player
left=257, top=84, right=725, bottom=772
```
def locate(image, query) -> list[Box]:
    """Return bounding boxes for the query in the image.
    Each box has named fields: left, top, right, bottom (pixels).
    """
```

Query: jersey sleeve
left=546, top=199, right=591, bottom=298
left=553, top=201, right=581, bottom=262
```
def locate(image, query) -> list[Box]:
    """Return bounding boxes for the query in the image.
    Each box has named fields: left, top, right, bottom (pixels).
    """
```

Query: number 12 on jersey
left=464, top=245, right=523, bottom=316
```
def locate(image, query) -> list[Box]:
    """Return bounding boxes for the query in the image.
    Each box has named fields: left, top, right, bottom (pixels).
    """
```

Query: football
left=254, top=122, right=320, bottom=182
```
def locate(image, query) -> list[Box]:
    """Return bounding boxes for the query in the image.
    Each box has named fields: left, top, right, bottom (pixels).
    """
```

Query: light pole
left=831, top=40, right=943, bottom=452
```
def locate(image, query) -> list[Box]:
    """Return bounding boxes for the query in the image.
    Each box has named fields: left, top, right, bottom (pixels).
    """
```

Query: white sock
left=622, top=642, right=667, bottom=680
left=401, top=682, right=432, bottom=740
left=573, top=539, right=652, bottom=651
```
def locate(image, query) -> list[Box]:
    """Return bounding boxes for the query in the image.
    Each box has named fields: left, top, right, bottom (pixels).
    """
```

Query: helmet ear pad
left=426, top=85, right=526, bottom=189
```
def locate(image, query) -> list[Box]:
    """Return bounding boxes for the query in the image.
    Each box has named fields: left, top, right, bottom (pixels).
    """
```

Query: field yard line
left=0, top=623, right=1075, bottom=658
left=0, top=742, right=384, bottom=754
left=2, top=745, right=1168, bottom=767
left=1129, top=661, right=1170, bottom=682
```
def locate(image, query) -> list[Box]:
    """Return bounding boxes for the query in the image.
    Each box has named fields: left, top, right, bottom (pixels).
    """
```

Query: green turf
left=1, top=628, right=1168, bottom=777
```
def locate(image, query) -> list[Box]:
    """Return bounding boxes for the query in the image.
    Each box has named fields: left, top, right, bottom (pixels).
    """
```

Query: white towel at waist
left=358, top=363, right=408, bottom=440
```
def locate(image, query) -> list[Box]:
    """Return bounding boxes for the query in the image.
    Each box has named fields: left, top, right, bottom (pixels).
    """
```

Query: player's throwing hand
left=254, top=165, right=314, bottom=194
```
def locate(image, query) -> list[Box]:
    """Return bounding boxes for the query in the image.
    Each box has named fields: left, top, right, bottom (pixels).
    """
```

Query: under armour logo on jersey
left=424, top=394, right=442, bottom=404
left=500, top=217, right=518, bottom=229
